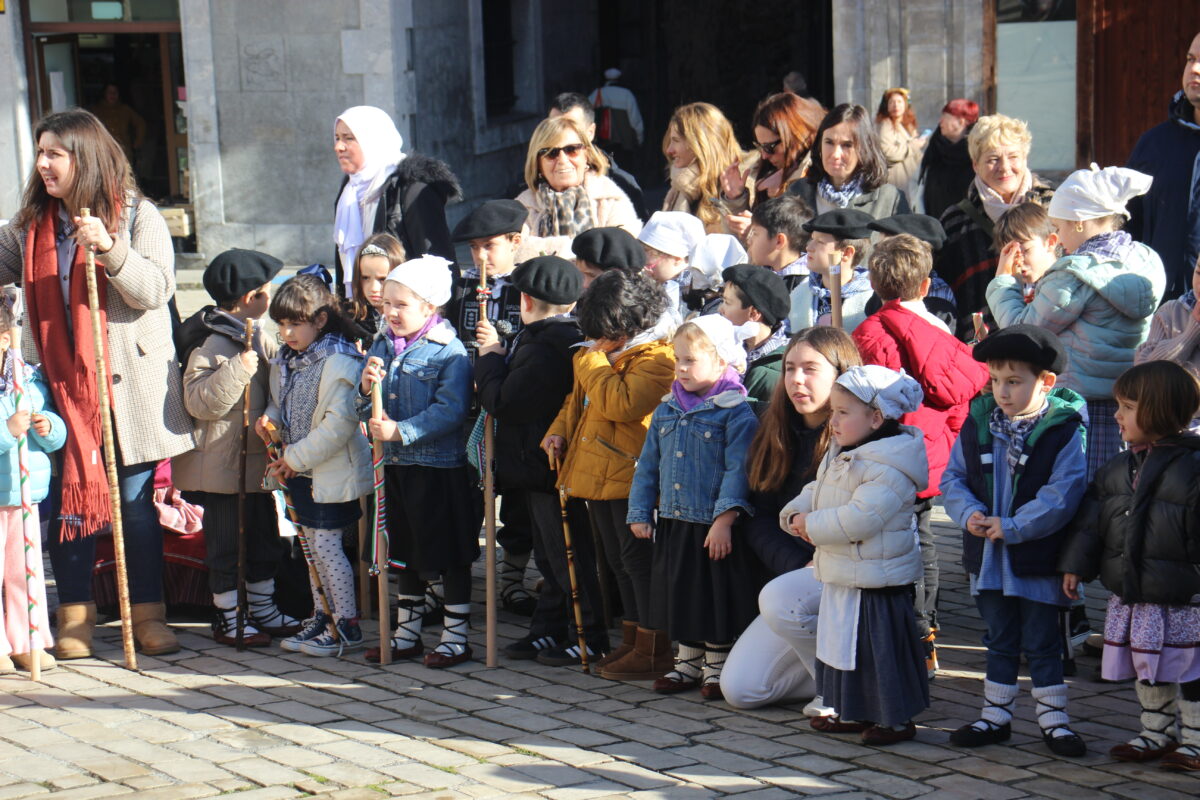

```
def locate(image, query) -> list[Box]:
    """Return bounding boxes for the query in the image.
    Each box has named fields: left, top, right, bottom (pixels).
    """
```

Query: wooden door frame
left=33, top=34, right=82, bottom=119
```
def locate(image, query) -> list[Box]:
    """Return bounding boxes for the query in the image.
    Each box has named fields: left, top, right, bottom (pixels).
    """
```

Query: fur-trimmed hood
left=389, top=153, right=463, bottom=203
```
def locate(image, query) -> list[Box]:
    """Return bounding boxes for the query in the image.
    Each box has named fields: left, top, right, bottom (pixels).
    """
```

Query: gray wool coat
left=0, top=198, right=195, bottom=466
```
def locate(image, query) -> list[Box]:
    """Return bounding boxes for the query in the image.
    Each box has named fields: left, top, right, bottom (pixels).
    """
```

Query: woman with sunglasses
left=789, top=104, right=910, bottom=220
left=720, top=93, right=826, bottom=240
left=662, top=103, right=749, bottom=234
left=875, top=88, right=928, bottom=196
left=515, top=116, right=641, bottom=261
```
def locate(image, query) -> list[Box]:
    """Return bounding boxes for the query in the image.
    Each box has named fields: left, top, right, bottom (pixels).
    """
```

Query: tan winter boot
left=12, top=650, right=56, bottom=672
left=131, top=602, right=180, bottom=656
left=594, top=620, right=638, bottom=670
left=599, top=627, right=671, bottom=681
left=54, top=602, right=96, bottom=659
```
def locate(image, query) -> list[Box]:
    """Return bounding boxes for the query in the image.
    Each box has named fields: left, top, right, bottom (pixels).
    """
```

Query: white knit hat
left=686, top=314, right=758, bottom=372
left=689, top=234, right=747, bottom=292
left=639, top=211, right=706, bottom=260
left=835, top=365, right=923, bottom=420
left=385, top=256, right=454, bottom=307
left=1047, top=163, right=1152, bottom=221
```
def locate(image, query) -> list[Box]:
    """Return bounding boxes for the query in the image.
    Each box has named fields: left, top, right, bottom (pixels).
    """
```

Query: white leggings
left=720, top=566, right=823, bottom=709
left=304, top=527, right=358, bottom=621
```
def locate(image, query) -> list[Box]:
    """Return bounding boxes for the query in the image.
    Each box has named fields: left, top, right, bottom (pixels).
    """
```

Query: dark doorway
left=594, top=0, right=834, bottom=193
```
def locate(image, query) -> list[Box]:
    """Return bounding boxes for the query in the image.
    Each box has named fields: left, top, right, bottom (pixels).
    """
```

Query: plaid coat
left=0, top=198, right=195, bottom=466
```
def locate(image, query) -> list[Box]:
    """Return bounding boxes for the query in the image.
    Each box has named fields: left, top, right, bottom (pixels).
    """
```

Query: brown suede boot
left=54, top=602, right=96, bottom=660
left=599, top=627, right=671, bottom=681
left=594, top=621, right=638, bottom=670
left=131, top=603, right=181, bottom=656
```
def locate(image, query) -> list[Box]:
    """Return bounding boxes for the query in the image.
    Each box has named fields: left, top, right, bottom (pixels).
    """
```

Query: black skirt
left=815, top=586, right=930, bottom=727
left=652, top=517, right=762, bottom=643
left=383, top=464, right=482, bottom=574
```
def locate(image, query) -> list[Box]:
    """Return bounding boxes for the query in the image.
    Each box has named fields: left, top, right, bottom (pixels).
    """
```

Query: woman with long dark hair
left=720, top=327, right=862, bottom=710
left=789, top=103, right=910, bottom=219
left=0, top=109, right=194, bottom=659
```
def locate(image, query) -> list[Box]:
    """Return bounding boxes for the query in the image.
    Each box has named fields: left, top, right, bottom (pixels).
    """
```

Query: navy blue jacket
left=1127, top=91, right=1200, bottom=299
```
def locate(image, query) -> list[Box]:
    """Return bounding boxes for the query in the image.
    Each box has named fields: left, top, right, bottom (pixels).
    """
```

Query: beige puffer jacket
left=173, top=323, right=275, bottom=494
left=780, top=425, right=928, bottom=589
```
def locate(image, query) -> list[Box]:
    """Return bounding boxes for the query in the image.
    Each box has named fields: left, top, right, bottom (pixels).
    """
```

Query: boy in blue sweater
left=940, top=325, right=1089, bottom=758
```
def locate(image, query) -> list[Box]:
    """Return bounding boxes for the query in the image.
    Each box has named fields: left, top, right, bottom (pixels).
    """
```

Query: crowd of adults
left=2, top=34, right=1200, bottom=700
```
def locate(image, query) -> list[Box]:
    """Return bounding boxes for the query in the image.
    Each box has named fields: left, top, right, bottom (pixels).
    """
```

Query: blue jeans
left=47, top=458, right=164, bottom=605
left=974, top=590, right=1062, bottom=687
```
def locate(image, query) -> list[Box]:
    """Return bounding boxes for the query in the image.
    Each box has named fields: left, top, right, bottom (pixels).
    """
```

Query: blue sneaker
left=280, top=613, right=331, bottom=652
left=298, top=617, right=364, bottom=657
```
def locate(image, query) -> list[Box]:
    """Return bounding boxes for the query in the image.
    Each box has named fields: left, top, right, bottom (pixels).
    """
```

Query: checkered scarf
left=988, top=401, right=1049, bottom=473
left=1073, top=230, right=1133, bottom=262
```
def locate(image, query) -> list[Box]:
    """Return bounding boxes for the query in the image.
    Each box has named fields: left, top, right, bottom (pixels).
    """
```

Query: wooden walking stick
left=80, top=208, right=137, bottom=670
left=11, top=353, right=44, bottom=681
left=477, top=269, right=498, bottom=667
left=262, top=421, right=338, bottom=644
left=551, top=455, right=589, bottom=673
left=235, top=320, right=253, bottom=651
left=829, top=260, right=843, bottom=330
left=370, top=380, right=392, bottom=665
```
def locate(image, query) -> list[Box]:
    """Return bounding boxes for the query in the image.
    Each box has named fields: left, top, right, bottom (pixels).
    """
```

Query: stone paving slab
left=1, top=511, right=1191, bottom=798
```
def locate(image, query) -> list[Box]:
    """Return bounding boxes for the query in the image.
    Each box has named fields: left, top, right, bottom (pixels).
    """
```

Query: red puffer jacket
left=853, top=300, right=989, bottom=498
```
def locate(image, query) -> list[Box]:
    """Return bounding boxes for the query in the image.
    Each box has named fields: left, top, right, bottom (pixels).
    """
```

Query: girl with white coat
left=781, top=365, right=930, bottom=745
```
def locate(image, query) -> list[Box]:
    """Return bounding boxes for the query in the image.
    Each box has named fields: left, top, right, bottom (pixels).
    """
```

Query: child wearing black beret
left=719, top=265, right=791, bottom=409
left=173, top=249, right=302, bottom=648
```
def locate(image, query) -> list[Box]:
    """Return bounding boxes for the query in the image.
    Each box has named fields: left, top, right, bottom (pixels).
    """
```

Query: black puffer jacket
left=474, top=316, right=583, bottom=492
left=1059, top=434, right=1200, bottom=604
left=334, top=153, right=462, bottom=283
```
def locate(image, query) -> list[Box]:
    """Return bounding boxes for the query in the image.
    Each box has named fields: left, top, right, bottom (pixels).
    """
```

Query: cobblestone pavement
left=3, top=510, right=1197, bottom=799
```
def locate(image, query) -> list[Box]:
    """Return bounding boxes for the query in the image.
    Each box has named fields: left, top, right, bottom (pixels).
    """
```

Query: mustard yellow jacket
left=546, top=340, right=675, bottom=500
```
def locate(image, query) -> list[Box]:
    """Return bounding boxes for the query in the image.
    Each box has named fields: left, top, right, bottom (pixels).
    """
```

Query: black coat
left=475, top=316, right=583, bottom=492
left=919, top=129, right=974, bottom=221
left=1059, top=434, right=1200, bottom=605
left=740, top=416, right=821, bottom=577
left=334, top=153, right=462, bottom=288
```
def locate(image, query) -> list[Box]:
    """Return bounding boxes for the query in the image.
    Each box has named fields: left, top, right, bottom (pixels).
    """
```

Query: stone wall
left=0, top=10, right=33, bottom=221
left=832, top=0, right=985, bottom=134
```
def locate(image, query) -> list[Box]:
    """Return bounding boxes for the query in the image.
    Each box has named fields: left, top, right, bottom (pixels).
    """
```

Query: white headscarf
left=385, top=256, right=454, bottom=307
left=835, top=365, right=923, bottom=420
left=690, top=234, right=747, bottom=292
left=334, top=106, right=406, bottom=275
left=687, top=314, right=758, bottom=372
left=1047, top=163, right=1152, bottom=221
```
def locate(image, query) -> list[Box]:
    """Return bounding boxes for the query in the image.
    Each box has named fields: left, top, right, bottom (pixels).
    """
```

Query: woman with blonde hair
left=875, top=88, right=927, bottom=194
left=515, top=116, right=640, bottom=261
left=662, top=103, right=748, bottom=233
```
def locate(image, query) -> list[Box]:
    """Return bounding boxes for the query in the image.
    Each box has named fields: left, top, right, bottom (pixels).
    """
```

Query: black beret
left=204, top=249, right=284, bottom=305
left=868, top=214, right=947, bottom=251
left=972, top=324, right=1067, bottom=374
left=721, top=265, right=791, bottom=328
left=571, top=227, right=645, bottom=271
left=802, top=208, right=875, bottom=239
left=452, top=199, right=528, bottom=241
left=511, top=255, right=583, bottom=305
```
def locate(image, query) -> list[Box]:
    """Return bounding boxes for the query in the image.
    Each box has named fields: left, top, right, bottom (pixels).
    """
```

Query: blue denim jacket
left=627, top=390, right=758, bottom=525
left=358, top=321, right=471, bottom=468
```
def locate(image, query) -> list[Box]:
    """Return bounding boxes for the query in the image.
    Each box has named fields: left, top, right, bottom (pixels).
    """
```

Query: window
left=468, top=0, right=543, bottom=154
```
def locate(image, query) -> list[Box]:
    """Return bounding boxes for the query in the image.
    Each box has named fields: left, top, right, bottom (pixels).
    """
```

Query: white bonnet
left=1047, top=163, right=1152, bottom=221
left=684, top=314, right=758, bottom=372
left=835, top=365, right=923, bottom=420
left=689, top=234, right=747, bottom=292
left=639, top=211, right=706, bottom=260
left=385, top=256, right=454, bottom=307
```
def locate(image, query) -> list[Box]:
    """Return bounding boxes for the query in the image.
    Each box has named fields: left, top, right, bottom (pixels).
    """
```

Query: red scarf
left=24, top=202, right=114, bottom=540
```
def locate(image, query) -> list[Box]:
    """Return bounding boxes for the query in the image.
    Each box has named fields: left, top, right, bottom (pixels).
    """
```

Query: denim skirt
left=286, top=476, right=362, bottom=530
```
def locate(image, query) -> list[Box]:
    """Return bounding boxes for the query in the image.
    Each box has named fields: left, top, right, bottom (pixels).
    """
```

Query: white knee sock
left=703, top=643, right=730, bottom=686
left=668, top=642, right=703, bottom=681
left=976, top=680, right=1019, bottom=729
left=433, top=603, right=471, bottom=657
left=394, top=594, right=424, bottom=648
left=1031, top=683, right=1073, bottom=738
left=1130, top=681, right=1178, bottom=749
left=1176, top=698, right=1200, bottom=757
left=306, top=527, right=358, bottom=621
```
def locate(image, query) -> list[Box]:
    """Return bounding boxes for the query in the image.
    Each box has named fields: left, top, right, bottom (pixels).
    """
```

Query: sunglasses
left=755, top=139, right=783, bottom=156
left=538, top=143, right=586, bottom=160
